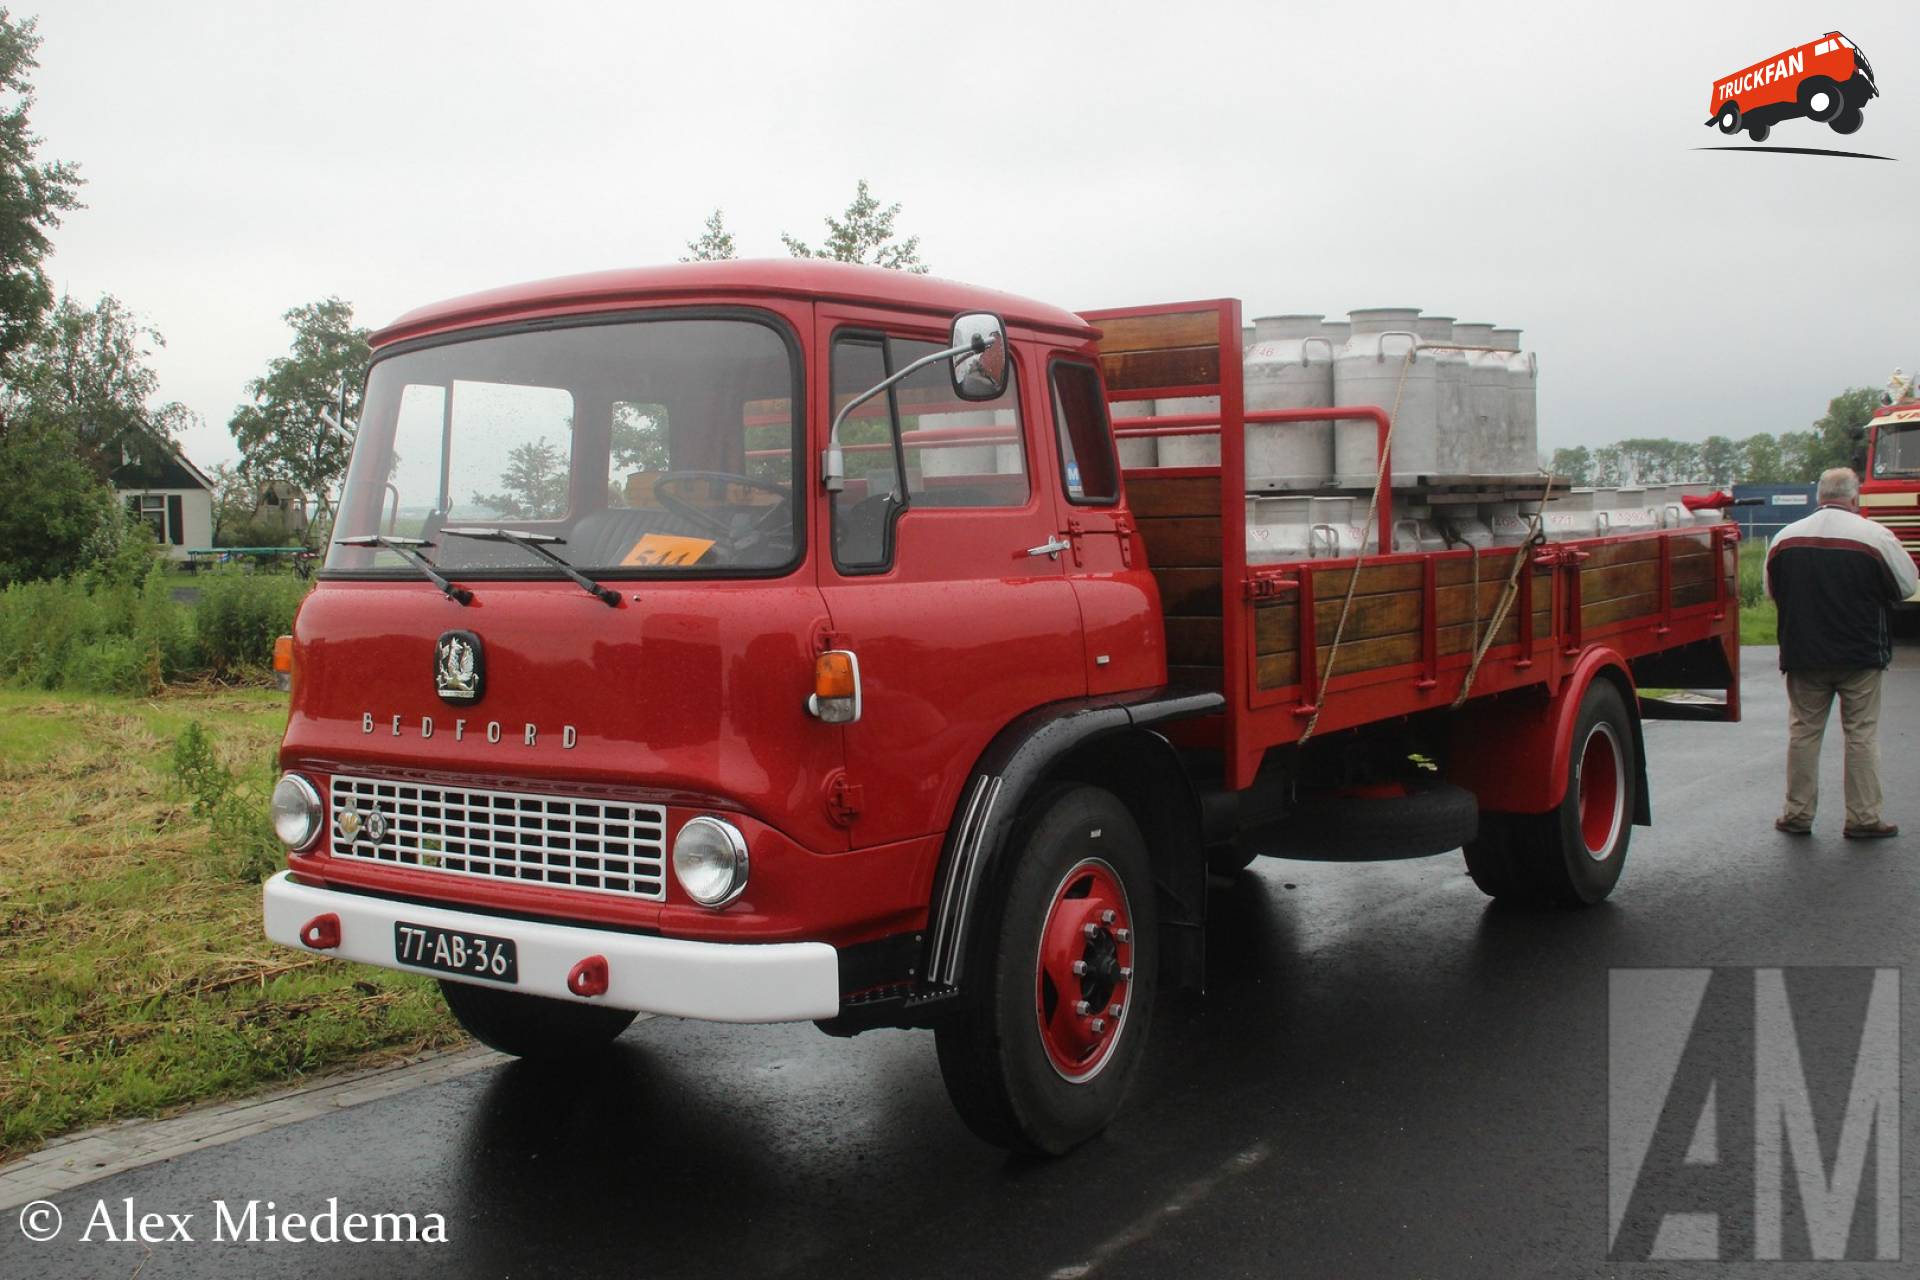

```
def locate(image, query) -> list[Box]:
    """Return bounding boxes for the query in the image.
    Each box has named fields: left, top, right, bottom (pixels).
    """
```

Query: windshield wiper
left=335, top=535, right=473, bottom=605
left=438, top=527, right=621, bottom=607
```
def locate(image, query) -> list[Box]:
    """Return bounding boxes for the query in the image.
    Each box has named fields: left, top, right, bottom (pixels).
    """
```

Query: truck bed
left=1082, top=299, right=1742, bottom=791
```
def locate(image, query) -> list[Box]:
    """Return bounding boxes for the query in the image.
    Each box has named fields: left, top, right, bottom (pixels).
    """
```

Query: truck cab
left=1862, top=402, right=1920, bottom=605
left=266, top=260, right=1174, bottom=1074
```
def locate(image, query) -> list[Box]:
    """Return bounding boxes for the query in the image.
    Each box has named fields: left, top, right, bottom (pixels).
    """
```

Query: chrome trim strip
left=926, top=775, right=995, bottom=987
left=930, top=776, right=1002, bottom=987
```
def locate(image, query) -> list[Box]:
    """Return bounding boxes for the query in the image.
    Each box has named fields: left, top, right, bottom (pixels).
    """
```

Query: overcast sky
left=30, top=0, right=1920, bottom=470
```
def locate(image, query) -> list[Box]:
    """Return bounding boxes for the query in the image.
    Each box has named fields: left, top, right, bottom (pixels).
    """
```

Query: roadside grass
left=1736, top=539, right=1776, bottom=646
left=0, top=688, right=460, bottom=1162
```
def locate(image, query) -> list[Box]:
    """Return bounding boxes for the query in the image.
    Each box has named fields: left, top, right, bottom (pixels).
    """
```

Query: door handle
left=1027, top=536, right=1071, bottom=559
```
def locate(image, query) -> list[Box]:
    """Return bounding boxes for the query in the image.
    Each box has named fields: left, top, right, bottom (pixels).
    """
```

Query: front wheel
left=439, top=979, right=636, bottom=1059
left=1463, top=679, right=1636, bottom=907
left=934, top=785, right=1158, bottom=1154
left=1798, top=76, right=1844, bottom=122
left=1716, top=103, right=1741, bottom=135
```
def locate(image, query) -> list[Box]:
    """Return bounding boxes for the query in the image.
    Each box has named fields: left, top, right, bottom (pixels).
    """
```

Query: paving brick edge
left=0, top=1044, right=505, bottom=1210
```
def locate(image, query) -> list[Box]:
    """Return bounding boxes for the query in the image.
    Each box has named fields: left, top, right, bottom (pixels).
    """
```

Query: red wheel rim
left=1577, top=722, right=1625, bottom=860
left=1034, top=857, right=1135, bottom=1083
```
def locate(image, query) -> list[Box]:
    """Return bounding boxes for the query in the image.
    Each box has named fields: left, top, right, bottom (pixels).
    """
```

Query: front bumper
left=262, top=871, right=840, bottom=1022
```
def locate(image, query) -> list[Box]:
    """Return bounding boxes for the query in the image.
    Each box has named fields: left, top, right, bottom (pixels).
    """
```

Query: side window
left=831, top=335, right=904, bottom=570
left=830, top=332, right=1030, bottom=571
left=1050, top=361, right=1120, bottom=504
left=890, top=338, right=1028, bottom=510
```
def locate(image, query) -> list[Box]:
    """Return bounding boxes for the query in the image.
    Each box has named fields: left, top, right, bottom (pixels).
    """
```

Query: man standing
left=1767, top=467, right=1918, bottom=838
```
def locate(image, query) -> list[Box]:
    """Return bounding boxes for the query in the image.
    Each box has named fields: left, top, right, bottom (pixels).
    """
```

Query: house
left=110, top=443, right=214, bottom=560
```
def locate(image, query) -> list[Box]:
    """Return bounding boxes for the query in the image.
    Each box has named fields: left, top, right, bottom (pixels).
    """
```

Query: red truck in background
left=1862, top=402, right=1920, bottom=611
left=1707, top=30, right=1878, bottom=142
left=261, top=261, right=1741, bottom=1154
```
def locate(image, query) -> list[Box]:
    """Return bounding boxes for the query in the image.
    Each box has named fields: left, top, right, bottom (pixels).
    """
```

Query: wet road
left=6, top=646, right=1918, bottom=1279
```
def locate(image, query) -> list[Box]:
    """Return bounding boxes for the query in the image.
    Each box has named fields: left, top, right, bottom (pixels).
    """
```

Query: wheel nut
left=1090, top=1018, right=1107, bottom=1034
left=1083, top=923, right=1099, bottom=939
left=1119, top=966, right=1133, bottom=980
left=1114, top=928, right=1131, bottom=942
left=1100, top=909, right=1116, bottom=924
left=1073, top=999, right=1091, bottom=1016
left=1108, top=1002, right=1123, bottom=1016
left=1071, top=959, right=1088, bottom=975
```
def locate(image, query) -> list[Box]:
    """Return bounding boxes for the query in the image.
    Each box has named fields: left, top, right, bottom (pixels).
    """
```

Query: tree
left=1739, top=433, right=1785, bottom=484
left=473, top=439, right=567, bottom=518
left=228, top=298, right=372, bottom=528
left=1698, top=435, right=1739, bottom=487
left=0, top=9, right=82, bottom=376
left=0, top=410, right=125, bottom=584
left=682, top=208, right=737, bottom=262
left=782, top=179, right=927, bottom=273
left=6, top=294, right=186, bottom=478
left=1810, top=386, right=1878, bottom=475
left=1548, top=445, right=1591, bottom=486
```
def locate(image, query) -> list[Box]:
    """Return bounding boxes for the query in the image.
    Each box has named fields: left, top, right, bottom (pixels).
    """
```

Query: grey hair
left=1817, top=467, right=1861, bottom=505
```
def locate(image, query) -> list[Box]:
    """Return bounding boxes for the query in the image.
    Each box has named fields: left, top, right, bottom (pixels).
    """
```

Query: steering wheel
left=652, top=471, right=793, bottom=545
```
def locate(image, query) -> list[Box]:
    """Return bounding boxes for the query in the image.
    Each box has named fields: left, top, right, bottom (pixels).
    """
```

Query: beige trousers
left=1783, top=667, right=1885, bottom=827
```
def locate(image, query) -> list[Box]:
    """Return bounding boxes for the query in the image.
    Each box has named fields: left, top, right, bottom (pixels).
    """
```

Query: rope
left=1297, top=345, right=1414, bottom=745
left=1450, top=470, right=1557, bottom=709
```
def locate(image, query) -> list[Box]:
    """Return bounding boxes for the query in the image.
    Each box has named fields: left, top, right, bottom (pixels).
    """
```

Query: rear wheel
left=439, top=980, right=636, bottom=1058
left=935, top=785, right=1158, bottom=1154
left=1746, top=122, right=1771, bottom=143
left=1716, top=103, right=1741, bottom=135
left=1830, top=106, right=1864, bottom=135
left=1463, top=679, right=1636, bottom=907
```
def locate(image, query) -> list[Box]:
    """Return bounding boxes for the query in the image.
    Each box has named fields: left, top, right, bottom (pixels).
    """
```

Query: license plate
left=394, top=921, right=518, bottom=984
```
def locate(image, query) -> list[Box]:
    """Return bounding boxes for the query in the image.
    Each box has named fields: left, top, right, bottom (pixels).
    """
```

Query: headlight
left=672, top=816, right=749, bottom=907
left=271, top=773, right=323, bottom=850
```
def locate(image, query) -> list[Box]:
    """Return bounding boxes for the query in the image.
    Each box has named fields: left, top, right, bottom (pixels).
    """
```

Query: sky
left=28, top=0, right=1920, bottom=471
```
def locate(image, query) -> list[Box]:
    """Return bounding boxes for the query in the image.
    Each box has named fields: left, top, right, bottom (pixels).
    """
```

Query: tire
left=1746, top=122, right=1771, bottom=143
left=1716, top=103, right=1741, bottom=135
left=1830, top=106, right=1864, bottom=135
left=439, top=979, right=636, bottom=1059
left=1260, top=781, right=1478, bottom=861
left=1463, top=679, right=1636, bottom=907
left=1798, top=76, right=1843, bottom=122
left=934, top=785, right=1158, bottom=1155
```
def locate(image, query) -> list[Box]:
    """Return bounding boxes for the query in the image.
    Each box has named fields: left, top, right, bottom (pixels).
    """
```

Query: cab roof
left=371, top=258, right=1098, bottom=347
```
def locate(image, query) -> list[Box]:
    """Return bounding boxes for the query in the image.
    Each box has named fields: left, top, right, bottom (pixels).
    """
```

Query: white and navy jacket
left=1766, top=504, right=1919, bottom=671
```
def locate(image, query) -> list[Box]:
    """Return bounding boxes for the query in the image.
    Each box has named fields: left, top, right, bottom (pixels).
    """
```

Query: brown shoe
left=1774, top=816, right=1813, bottom=835
left=1843, top=822, right=1899, bottom=840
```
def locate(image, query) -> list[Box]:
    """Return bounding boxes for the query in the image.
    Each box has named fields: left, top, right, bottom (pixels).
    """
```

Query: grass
left=1736, top=539, right=1776, bottom=646
left=0, top=687, right=460, bottom=1162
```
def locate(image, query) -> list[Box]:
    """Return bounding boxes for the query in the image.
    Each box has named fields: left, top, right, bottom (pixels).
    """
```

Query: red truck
left=1706, top=31, right=1878, bottom=142
left=262, top=261, right=1741, bottom=1153
left=1862, top=402, right=1920, bottom=612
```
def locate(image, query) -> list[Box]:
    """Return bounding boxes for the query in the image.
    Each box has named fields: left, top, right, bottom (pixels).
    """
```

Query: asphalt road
left=6, top=645, right=1918, bottom=1279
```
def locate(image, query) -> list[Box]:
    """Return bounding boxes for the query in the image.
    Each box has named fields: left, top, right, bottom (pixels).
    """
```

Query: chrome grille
left=328, top=775, right=666, bottom=900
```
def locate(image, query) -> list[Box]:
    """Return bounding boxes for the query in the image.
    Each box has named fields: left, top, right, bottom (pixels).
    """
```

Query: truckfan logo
left=434, top=631, right=484, bottom=704
left=1700, top=31, right=1889, bottom=158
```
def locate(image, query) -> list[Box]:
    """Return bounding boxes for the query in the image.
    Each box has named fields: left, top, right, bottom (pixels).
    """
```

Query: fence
left=1730, top=483, right=1817, bottom=540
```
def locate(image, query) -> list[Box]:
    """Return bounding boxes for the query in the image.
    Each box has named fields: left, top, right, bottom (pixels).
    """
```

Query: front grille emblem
left=364, top=810, right=388, bottom=842
left=435, top=630, right=484, bottom=704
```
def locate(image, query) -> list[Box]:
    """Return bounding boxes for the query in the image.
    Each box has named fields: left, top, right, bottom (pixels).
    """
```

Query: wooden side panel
left=1135, top=517, right=1222, bottom=567
left=1095, top=311, right=1222, bottom=355
left=1126, top=475, right=1221, bottom=518
left=1101, top=347, right=1221, bottom=395
left=1153, top=567, right=1222, bottom=615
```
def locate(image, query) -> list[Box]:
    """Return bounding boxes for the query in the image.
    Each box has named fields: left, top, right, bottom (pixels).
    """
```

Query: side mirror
left=949, top=312, right=1009, bottom=402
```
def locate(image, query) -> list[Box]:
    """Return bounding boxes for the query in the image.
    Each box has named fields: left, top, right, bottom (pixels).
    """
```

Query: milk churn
left=1334, top=308, right=1436, bottom=486
left=1110, top=399, right=1158, bottom=468
left=1490, top=328, right=1538, bottom=474
left=1244, top=314, right=1336, bottom=490
left=1450, top=322, right=1507, bottom=475
left=1414, top=315, right=1471, bottom=475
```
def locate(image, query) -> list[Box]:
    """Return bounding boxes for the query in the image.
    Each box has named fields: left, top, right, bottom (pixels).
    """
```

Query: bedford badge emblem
left=435, top=630, right=484, bottom=704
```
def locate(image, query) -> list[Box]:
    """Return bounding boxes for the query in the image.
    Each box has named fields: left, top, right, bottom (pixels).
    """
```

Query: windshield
left=326, top=315, right=801, bottom=577
left=1873, top=423, right=1920, bottom=477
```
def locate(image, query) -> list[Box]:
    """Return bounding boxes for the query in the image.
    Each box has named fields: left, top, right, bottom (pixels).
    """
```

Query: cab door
left=814, top=309, right=1085, bottom=849
left=1042, top=355, right=1167, bottom=695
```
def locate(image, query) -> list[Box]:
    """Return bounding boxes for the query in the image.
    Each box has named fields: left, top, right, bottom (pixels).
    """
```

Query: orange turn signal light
left=272, top=635, right=294, bottom=674
left=814, top=651, right=856, bottom=700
